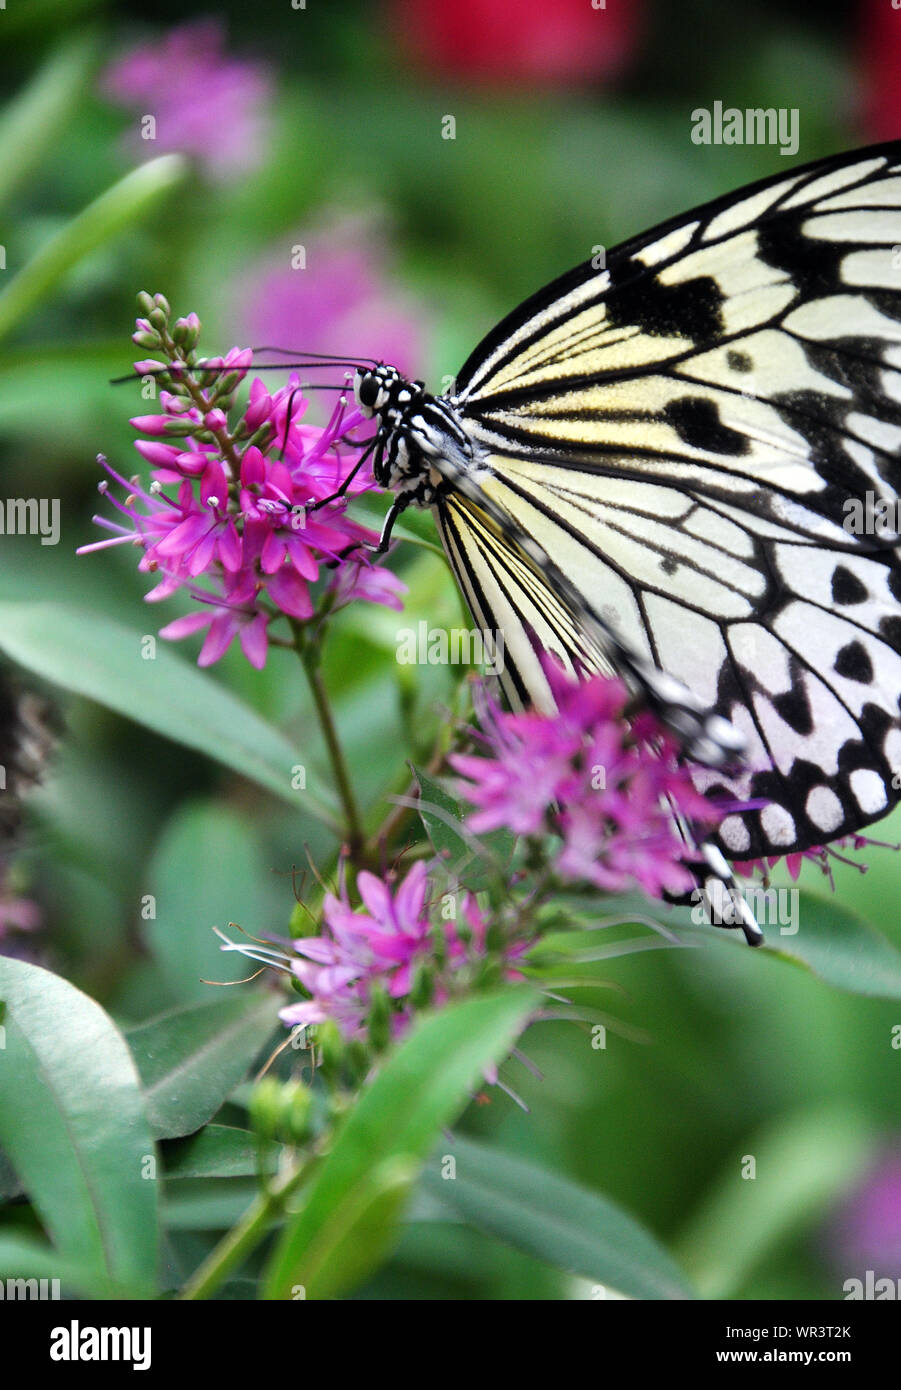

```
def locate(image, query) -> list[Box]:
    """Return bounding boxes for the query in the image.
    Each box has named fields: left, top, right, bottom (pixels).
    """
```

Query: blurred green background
left=1, top=0, right=900, bottom=1299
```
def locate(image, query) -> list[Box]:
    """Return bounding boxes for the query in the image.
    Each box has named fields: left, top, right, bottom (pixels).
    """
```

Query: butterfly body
left=351, top=142, right=901, bottom=889
left=356, top=365, right=476, bottom=503
left=354, top=366, right=749, bottom=773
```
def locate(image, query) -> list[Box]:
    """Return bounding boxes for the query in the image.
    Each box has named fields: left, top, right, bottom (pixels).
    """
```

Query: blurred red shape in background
left=390, top=0, right=642, bottom=87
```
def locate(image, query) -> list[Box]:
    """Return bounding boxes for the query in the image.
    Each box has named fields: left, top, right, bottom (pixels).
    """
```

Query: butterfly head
left=352, top=362, right=473, bottom=498
left=352, top=364, right=402, bottom=418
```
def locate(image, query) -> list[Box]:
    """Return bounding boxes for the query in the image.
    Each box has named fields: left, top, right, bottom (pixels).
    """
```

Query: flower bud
left=158, top=419, right=200, bottom=438
left=473, top=958, right=504, bottom=990
left=211, top=369, right=244, bottom=400
left=485, top=921, right=506, bottom=953
left=367, top=984, right=392, bottom=1052
left=161, top=391, right=194, bottom=415
left=244, top=423, right=276, bottom=451
left=249, top=1078, right=314, bottom=1146
left=317, top=1019, right=345, bottom=1075
left=174, top=450, right=208, bottom=476
left=129, top=414, right=172, bottom=435
left=132, top=330, right=162, bottom=350
left=172, top=313, right=201, bottom=350
left=248, top=1076, right=284, bottom=1144
left=152, top=292, right=171, bottom=317
left=345, top=1039, right=370, bottom=1079
left=133, top=440, right=182, bottom=468
left=409, top=961, right=434, bottom=1010
left=281, top=1080, right=313, bottom=1144
left=244, top=393, right=272, bottom=431
left=135, top=291, right=156, bottom=317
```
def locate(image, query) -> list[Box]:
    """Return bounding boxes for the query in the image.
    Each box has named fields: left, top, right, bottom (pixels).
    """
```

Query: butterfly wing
left=439, top=142, right=901, bottom=861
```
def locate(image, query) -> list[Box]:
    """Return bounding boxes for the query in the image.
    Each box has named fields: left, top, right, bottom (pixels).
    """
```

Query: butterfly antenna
left=254, top=345, right=379, bottom=368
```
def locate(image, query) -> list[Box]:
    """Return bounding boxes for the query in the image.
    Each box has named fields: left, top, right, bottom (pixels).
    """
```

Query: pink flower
left=160, top=604, right=271, bottom=670
left=825, top=1147, right=901, bottom=1279
left=327, top=558, right=407, bottom=612
left=734, top=832, right=893, bottom=889
left=451, top=661, right=717, bottom=901
left=278, top=862, right=528, bottom=1040
left=102, top=19, right=271, bottom=181
left=235, top=217, right=427, bottom=385
left=80, top=310, right=407, bottom=667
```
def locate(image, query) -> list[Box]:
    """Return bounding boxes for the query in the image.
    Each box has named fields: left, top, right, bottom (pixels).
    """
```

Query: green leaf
left=668, top=891, right=901, bottom=1000
left=126, top=993, right=277, bottom=1140
left=0, top=1144, right=22, bottom=1201
left=162, top=1179, right=263, bottom=1231
left=0, top=34, right=97, bottom=211
left=675, top=1106, right=873, bottom=1298
left=760, top=891, right=901, bottom=999
left=554, top=889, right=901, bottom=1000
left=0, top=601, right=336, bottom=824
left=263, top=986, right=536, bottom=1299
left=0, top=341, right=132, bottom=441
left=0, top=154, right=186, bottom=342
left=289, top=1154, right=419, bottom=1299
left=419, top=1134, right=694, bottom=1300
left=0, top=1235, right=114, bottom=1300
left=164, top=1125, right=278, bottom=1180
left=0, top=958, right=158, bottom=1295
left=145, top=802, right=276, bottom=1005
left=414, top=765, right=515, bottom=891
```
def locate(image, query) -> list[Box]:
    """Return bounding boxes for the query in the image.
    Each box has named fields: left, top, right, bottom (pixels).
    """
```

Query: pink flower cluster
left=102, top=19, right=271, bottom=181
left=451, top=662, right=718, bottom=899
left=80, top=311, right=405, bottom=668
left=279, top=861, right=528, bottom=1040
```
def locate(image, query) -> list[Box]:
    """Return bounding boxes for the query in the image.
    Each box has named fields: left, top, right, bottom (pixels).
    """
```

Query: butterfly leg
left=374, top=495, right=412, bottom=554
left=698, top=841, right=764, bottom=946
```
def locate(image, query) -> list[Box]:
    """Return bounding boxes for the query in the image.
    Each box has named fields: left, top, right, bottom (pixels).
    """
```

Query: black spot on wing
left=879, top=614, right=901, bottom=651
left=613, top=271, right=725, bottom=343
left=664, top=396, right=751, bottom=455
left=834, top=639, right=875, bottom=684
left=831, top=564, right=868, bottom=605
left=772, top=682, right=815, bottom=736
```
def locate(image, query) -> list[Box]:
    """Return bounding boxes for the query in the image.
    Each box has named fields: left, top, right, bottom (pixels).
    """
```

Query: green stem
left=163, top=339, right=244, bottom=477
left=180, top=1158, right=307, bottom=1301
left=365, top=706, right=457, bottom=859
left=296, top=634, right=365, bottom=861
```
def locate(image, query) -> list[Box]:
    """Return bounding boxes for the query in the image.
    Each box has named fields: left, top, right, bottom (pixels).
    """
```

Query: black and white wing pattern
left=435, top=142, right=901, bottom=863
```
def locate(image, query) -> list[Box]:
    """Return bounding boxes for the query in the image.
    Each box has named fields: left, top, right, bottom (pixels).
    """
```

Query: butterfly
left=343, top=141, right=901, bottom=940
